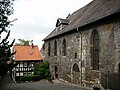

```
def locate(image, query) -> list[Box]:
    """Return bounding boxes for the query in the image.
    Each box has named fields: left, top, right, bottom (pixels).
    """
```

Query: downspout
left=77, top=28, right=82, bottom=85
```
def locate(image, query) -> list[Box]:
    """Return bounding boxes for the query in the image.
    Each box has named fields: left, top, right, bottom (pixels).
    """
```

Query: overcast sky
left=5, top=0, right=92, bottom=49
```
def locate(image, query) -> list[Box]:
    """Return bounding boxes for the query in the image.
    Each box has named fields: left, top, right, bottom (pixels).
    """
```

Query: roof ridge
left=43, top=0, right=120, bottom=41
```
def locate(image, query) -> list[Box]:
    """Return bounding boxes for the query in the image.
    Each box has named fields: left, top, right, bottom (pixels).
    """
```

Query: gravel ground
left=1, top=74, right=93, bottom=90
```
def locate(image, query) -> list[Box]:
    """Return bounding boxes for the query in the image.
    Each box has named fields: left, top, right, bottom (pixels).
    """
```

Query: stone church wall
left=81, top=19, right=120, bottom=86
left=44, top=32, right=81, bottom=84
left=43, top=18, right=120, bottom=86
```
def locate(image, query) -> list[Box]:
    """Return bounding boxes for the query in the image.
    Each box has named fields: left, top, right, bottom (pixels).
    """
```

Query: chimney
left=29, top=43, right=34, bottom=55
left=31, top=43, right=34, bottom=49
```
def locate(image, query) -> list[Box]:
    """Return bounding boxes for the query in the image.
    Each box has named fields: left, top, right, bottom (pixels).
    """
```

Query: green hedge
left=20, top=75, right=41, bottom=82
left=34, top=60, right=51, bottom=81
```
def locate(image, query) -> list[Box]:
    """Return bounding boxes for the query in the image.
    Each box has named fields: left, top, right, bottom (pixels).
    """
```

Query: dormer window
left=56, top=18, right=69, bottom=31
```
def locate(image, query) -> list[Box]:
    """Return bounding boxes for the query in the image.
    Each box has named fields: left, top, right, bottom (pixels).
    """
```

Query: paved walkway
left=0, top=74, right=93, bottom=90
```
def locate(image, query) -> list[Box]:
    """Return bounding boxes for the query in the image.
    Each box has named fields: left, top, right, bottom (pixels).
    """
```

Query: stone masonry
left=43, top=17, right=120, bottom=87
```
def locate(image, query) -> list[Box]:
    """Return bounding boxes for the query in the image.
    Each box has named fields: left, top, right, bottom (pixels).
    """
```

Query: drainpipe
left=77, top=28, right=82, bottom=85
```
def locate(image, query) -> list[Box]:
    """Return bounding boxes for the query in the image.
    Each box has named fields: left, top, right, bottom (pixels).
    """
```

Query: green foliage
left=20, top=75, right=41, bottom=82
left=0, top=0, right=14, bottom=32
left=0, top=31, right=16, bottom=76
left=34, top=60, right=51, bottom=81
left=16, top=39, right=33, bottom=46
left=0, top=0, right=15, bottom=76
left=20, top=61, right=51, bottom=82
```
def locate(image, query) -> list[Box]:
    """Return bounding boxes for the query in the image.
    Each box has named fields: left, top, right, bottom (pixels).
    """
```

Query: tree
left=0, top=31, right=16, bottom=76
left=0, top=0, right=14, bottom=33
left=34, top=61, right=51, bottom=81
left=0, top=0, right=15, bottom=76
left=16, top=39, right=33, bottom=45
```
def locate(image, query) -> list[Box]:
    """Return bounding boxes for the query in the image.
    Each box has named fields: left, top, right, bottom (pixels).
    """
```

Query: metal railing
left=101, top=73, right=120, bottom=90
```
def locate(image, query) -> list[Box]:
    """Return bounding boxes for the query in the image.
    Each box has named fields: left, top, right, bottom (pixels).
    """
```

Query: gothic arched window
left=48, top=42, right=51, bottom=56
left=54, top=40, right=57, bottom=56
left=91, top=30, right=99, bottom=70
left=62, top=39, right=66, bottom=56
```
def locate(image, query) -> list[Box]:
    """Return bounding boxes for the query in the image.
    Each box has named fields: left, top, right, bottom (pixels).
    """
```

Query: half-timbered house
left=12, top=45, right=42, bottom=81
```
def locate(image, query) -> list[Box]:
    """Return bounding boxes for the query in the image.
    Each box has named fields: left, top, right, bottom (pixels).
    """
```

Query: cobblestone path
left=3, top=81, right=93, bottom=90
left=1, top=74, right=93, bottom=90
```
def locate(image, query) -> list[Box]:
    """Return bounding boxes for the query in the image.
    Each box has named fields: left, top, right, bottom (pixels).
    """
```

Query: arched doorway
left=54, top=66, right=58, bottom=79
left=72, top=63, right=80, bottom=84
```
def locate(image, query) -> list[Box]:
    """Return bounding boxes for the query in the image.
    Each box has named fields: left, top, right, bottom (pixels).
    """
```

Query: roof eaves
left=43, top=11, right=120, bottom=41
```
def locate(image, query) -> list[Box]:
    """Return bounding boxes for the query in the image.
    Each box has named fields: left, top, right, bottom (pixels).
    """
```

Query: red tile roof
left=13, top=45, right=42, bottom=61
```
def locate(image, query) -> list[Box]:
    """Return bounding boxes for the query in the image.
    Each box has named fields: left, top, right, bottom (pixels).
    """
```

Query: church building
left=43, top=0, right=120, bottom=88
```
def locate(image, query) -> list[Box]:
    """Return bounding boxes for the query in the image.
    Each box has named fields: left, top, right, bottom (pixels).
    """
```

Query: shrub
left=33, top=60, right=51, bottom=81
left=20, top=75, right=41, bottom=82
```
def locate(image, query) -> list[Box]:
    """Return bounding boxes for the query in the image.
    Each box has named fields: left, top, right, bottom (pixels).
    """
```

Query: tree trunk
left=0, top=76, right=4, bottom=90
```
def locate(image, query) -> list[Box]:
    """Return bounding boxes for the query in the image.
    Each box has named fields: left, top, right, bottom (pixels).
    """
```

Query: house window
left=48, top=42, right=51, bottom=56
left=54, top=40, right=57, bottom=56
left=24, top=62, right=27, bottom=67
left=20, top=62, right=23, bottom=67
left=91, top=30, right=99, bottom=70
left=27, top=62, right=32, bottom=67
left=62, top=39, right=67, bottom=56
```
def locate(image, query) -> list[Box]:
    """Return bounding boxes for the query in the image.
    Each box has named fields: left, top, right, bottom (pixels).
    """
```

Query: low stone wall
left=72, top=72, right=80, bottom=84
left=82, top=80, right=95, bottom=87
left=60, top=73, right=71, bottom=83
left=90, top=70, right=100, bottom=82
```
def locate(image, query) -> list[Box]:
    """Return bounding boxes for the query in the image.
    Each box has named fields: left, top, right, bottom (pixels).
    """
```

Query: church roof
left=56, top=18, right=69, bottom=27
left=44, top=0, right=120, bottom=41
